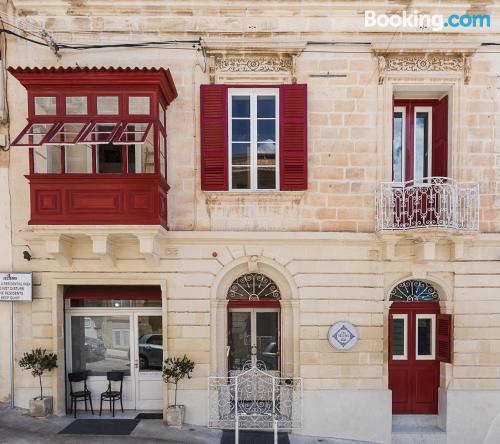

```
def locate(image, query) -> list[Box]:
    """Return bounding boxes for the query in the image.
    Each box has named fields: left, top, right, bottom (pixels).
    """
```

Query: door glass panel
left=71, top=315, right=131, bottom=376
left=393, top=110, right=403, bottom=182
left=228, top=311, right=251, bottom=370
left=417, top=317, right=433, bottom=357
left=415, top=111, right=429, bottom=181
left=138, top=315, right=163, bottom=371
left=256, top=312, right=279, bottom=371
left=392, top=317, right=406, bottom=359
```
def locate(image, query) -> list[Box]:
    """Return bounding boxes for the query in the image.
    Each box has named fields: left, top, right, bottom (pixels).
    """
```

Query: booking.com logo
left=365, top=10, right=491, bottom=31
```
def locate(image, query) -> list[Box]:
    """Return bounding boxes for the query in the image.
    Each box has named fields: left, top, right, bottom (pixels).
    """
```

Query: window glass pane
left=71, top=315, right=131, bottom=376
left=232, top=143, right=250, bottom=165
left=228, top=311, right=251, bottom=371
left=257, top=120, right=275, bottom=142
left=393, top=111, right=403, bottom=182
left=257, top=167, right=276, bottom=190
left=80, top=123, right=119, bottom=144
left=141, top=127, right=155, bottom=173
left=417, top=318, right=433, bottom=356
left=98, top=144, right=123, bottom=173
left=34, top=97, right=56, bottom=115
left=15, top=123, right=54, bottom=146
left=232, top=166, right=250, bottom=190
left=415, top=112, right=429, bottom=181
left=115, top=123, right=150, bottom=144
left=257, top=142, right=276, bottom=165
left=33, top=146, right=61, bottom=173
left=159, top=138, right=166, bottom=177
left=392, top=318, right=405, bottom=357
left=65, top=145, right=92, bottom=173
left=70, top=299, right=161, bottom=308
left=66, top=96, right=87, bottom=115
left=256, top=312, right=279, bottom=371
left=159, top=104, right=166, bottom=128
left=97, top=96, right=119, bottom=115
left=47, top=122, right=87, bottom=145
left=232, top=120, right=250, bottom=142
left=257, top=96, right=275, bottom=118
left=127, top=146, right=136, bottom=174
left=129, top=96, right=150, bottom=115
left=138, top=315, right=163, bottom=371
left=232, top=96, right=250, bottom=118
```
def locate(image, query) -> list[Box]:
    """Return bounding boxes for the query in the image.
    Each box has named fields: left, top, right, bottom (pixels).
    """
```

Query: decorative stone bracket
left=377, top=53, right=472, bottom=85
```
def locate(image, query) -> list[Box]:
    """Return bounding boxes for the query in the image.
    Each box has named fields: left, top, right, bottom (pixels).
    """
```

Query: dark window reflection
left=138, top=316, right=163, bottom=371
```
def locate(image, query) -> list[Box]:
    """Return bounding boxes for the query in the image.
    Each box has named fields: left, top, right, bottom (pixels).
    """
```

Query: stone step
left=392, top=425, right=446, bottom=444
left=392, top=415, right=438, bottom=427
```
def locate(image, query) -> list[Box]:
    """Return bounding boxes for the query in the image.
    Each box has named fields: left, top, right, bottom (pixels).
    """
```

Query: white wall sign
left=328, top=321, right=358, bottom=350
left=0, top=273, right=32, bottom=301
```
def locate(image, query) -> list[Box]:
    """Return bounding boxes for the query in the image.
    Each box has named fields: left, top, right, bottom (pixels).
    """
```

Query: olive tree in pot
left=19, top=348, right=58, bottom=417
left=162, top=355, right=195, bottom=427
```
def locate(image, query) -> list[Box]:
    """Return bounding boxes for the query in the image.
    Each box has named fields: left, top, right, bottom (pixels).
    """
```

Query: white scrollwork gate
left=208, top=364, right=302, bottom=444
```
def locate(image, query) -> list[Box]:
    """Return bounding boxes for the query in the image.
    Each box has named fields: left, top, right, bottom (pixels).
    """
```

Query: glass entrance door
left=228, top=308, right=280, bottom=374
left=134, top=314, right=163, bottom=410
left=67, top=309, right=163, bottom=411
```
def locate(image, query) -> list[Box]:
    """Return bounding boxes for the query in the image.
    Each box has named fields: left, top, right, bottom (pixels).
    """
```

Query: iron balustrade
left=376, top=177, right=479, bottom=231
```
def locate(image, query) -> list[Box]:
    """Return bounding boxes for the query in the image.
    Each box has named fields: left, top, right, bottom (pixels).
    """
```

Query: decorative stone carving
left=214, top=55, right=293, bottom=73
left=377, top=53, right=468, bottom=84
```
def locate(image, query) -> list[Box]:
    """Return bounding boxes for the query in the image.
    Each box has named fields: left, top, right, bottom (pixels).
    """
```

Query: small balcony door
left=228, top=307, right=280, bottom=375
left=393, top=97, right=448, bottom=183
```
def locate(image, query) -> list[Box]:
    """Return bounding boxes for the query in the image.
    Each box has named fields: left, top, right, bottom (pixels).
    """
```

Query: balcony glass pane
left=159, top=134, right=166, bottom=177
left=114, top=123, right=151, bottom=144
left=66, top=96, right=88, bottom=115
left=65, top=145, right=92, bottom=173
left=129, top=96, right=150, bottom=115
left=33, top=146, right=61, bottom=173
left=393, top=111, right=403, bottom=182
left=80, top=123, right=120, bottom=144
left=142, top=128, right=155, bottom=173
left=34, top=97, right=56, bottom=115
left=98, top=144, right=122, bottom=173
left=15, top=123, right=55, bottom=146
left=415, top=112, right=429, bottom=181
left=47, top=122, right=88, bottom=145
left=97, top=96, right=119, bottom=115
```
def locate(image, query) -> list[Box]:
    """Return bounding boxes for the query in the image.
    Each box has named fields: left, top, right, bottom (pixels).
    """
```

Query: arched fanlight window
left=227, top=273, right=280, bottom=301
left=390, top=280, right=439, bottom=302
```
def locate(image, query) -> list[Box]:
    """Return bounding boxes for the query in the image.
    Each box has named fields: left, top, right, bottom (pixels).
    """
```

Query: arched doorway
left=388, top=280, right=447, bottom=414
left=226, top=273, right=281, bottom=375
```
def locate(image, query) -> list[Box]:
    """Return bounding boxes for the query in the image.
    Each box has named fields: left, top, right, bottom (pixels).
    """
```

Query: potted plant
left=19, top=348, right=58, bottom=417
left=162, top=355, right=195, bottom=427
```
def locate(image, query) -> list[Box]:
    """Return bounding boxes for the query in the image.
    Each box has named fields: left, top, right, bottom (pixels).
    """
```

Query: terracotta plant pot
left=29, top=396, right=53, bottom=417
left=166, top=405, right=185, bottom=427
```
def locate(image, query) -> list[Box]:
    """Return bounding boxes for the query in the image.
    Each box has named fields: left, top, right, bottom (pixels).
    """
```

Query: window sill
left=204, top=191, right=305, bottom=205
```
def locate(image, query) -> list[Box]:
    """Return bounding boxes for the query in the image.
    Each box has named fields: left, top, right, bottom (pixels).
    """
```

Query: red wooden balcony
left=9, top=67, right=177, bottom=229
left=27, top=174, right=168, bottom=227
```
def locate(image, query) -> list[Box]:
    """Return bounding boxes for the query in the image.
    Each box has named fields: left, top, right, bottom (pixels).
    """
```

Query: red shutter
left=432, top=96, right=448, bottom=177
left=200, top=84, right=228, bottom=190
left=436, top=313, right=452, bottom=363
left=279, top=84, right=308, bottom=190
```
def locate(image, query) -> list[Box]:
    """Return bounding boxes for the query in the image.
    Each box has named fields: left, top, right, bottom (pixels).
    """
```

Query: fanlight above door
left=227, top=273, right=280, bottom=301
left=390, top=280, right=439, bottom=302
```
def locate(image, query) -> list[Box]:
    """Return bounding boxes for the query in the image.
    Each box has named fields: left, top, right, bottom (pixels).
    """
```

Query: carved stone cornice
left=377, top=53, right=471, bottom=85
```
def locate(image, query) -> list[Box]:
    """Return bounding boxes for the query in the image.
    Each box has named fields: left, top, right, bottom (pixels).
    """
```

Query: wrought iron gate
left=208, top=364, right=302, bottom=443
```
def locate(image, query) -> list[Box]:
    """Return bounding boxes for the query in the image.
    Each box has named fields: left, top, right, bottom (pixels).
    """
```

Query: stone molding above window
left=376, top=52, right=473, bottom=85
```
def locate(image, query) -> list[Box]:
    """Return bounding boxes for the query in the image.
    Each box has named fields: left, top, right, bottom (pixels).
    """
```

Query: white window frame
left=393, top=106, right=406, bottom=183
left=415, top=313, right=436, bottom=360
left=392, top=313, right=408, bottom=360
left=413, top=106, right=433, bottom=182
left=228, top=88, right=280, bottom=191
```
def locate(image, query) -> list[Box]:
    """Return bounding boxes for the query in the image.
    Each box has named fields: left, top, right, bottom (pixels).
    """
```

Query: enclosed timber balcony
left=376, top=177, right=479, bottom=232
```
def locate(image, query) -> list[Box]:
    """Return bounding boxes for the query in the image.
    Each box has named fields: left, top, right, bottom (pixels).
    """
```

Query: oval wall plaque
left=327, top=321, right=358, bottom=350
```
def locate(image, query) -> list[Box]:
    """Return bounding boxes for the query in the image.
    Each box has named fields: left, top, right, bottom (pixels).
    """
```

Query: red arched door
left=226, top=273, right=281, bottom=375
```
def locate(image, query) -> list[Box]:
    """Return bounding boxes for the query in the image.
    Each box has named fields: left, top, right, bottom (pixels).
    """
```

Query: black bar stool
left=68, top=371, right=94, bottom=418
left=99, top=371, right=124, bottom=417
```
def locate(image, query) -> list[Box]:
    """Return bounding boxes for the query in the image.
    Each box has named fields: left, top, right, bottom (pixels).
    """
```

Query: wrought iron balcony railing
left=376, top=177, right=479, bottom=231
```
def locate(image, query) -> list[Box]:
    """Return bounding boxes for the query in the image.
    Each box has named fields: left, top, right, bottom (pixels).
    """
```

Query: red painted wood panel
left=27, top=174, right=168, bottom=228
left=279, top=84, right=308, bottom=190
left=389, top=302, right=440, bottom=414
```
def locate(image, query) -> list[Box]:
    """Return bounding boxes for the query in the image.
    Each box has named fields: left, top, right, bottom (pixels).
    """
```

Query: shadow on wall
left=484, top=413, right=500, bottom=444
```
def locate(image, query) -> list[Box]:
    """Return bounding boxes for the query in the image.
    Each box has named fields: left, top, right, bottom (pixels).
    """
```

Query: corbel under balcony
left=45, top=235, right=72, bottom=267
